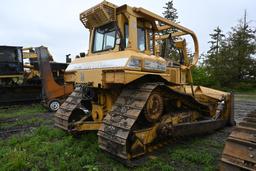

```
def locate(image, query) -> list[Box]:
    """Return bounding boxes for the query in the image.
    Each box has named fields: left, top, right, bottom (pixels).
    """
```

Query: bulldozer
left=0, top=46, right=73, bottom=111
left=55, top=1, right=235, bottom=163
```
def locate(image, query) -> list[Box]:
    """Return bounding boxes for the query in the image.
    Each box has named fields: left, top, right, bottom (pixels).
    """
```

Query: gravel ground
left=234, top=94, right=256, bottom=122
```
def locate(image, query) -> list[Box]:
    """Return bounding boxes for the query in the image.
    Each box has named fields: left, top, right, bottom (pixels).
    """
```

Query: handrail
left=133, top=7, right=199, bottom=67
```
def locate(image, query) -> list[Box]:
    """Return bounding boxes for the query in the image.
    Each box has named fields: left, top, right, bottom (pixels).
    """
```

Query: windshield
left=93, top=22, right=116, bottom=52
left=0, top=48, right=22, bottom=63
left=0, top=47, right=23, bottom=75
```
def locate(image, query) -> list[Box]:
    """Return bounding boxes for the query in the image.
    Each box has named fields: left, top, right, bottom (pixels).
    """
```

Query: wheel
left=48, top=100, right=61, bottom=112
left=144, top=91, right=164, bottom=123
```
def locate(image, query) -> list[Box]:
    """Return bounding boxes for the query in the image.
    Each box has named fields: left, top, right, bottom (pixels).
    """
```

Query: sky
left=0, top=0, right=255, bottom=62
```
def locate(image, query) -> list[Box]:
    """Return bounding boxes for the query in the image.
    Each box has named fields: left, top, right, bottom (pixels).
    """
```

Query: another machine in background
left=0, top=46, right=24, bottom=86
left=0, top=46, right=73, bottom=111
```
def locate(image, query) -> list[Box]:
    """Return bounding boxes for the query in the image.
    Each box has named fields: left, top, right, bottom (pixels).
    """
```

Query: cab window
left=124, top=24, right=146, bottom=52
left=93, top=22, right=116, bottom=52
left=137, top=27, right=145, bottom=51
left=125, top=24, right=129, bottom=48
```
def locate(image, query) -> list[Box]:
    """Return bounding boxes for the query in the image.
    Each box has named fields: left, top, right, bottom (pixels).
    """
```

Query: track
left=98, top=83, right=159, bottom=160
left=54, top=86, right=83, bottom=130
left=97, top=82, right=227, bottom=163
left=53, top=82, right=231, bottom=164
left=221, top=110, right=256, bottom=171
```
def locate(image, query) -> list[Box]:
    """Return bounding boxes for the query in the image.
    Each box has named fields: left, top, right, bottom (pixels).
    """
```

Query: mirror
left=80, top=52, right=86, bottom=57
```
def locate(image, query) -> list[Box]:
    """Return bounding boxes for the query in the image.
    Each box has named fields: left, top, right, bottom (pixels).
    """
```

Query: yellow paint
left=0, top=75, right=23, bottom=78
left=76, top=121, right=101, bottom=131
left=23, top=52, right=38, bottom=59
left=66, top=1, right=233, bottom=135
left=92, top=104, right=104, bottom=121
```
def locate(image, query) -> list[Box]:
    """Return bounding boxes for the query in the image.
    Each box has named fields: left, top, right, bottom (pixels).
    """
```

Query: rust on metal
left=36, top=46, right=74, bottom=106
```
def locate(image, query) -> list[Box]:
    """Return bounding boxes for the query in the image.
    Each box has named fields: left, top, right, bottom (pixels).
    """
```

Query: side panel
left=76, top=70, right=103, bottom=86
left=168, top=68, right=180, bottom=83
left=71, top=68, right=183, bottom=88
left=103, top=70, right=171, bottom=85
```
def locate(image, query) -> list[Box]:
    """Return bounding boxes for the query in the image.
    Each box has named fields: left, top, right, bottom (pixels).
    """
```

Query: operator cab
left=67, top=1, right=200, bottom=85
left=0, top=46, right=23, bottom=76
left=87, top=15, right=154, bottom=54
left=83, top=2, right=190, bottom=66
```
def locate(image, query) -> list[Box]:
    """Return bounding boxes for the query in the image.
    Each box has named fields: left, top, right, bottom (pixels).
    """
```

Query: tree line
left=163, top=1, right=256, bottom=90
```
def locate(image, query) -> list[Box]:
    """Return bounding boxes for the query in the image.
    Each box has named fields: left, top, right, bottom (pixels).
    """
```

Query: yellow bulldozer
left=55, top=1, right=235, bottom=164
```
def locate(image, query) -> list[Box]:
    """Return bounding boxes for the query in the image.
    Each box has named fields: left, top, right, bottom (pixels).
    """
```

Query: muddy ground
left=0, top=105, right=51, bottom=139
left=0, top=112, right=53, bottom=139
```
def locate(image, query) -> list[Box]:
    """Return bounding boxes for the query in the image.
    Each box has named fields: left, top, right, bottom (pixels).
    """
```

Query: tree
left=161, top=1, right=180, bottom=62
left=227, top=11, right=256, bottom=82
left=204, top=27, right=228, bottom=85
left=208, top=27, right=225, bottom=55
left=162, top=0, right=179, bottom=34
left=203, top=11, right=256, bottom=88
left=162, top=0, right=178, bottom=23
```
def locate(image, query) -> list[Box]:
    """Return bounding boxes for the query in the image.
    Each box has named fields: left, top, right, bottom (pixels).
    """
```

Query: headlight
left=127, top=58, right=141, bottom=69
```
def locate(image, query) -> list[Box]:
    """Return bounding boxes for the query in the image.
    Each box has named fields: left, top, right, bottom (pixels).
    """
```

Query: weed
left=0, top=104, right=47, bottom=119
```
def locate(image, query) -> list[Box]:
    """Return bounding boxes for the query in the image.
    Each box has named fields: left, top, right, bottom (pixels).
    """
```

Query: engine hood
left=66, top=50, right=167, bottom=73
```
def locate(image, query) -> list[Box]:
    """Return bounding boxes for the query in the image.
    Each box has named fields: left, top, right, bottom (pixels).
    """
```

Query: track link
left=221, top=110, right=256, bottom=171
left=54, top=86, right=83, bottom=130
left=98, top=83, right=160, bottom=160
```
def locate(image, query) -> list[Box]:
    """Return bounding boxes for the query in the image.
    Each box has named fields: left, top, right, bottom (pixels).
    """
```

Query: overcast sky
left=1, top=0, right=255, bottom=62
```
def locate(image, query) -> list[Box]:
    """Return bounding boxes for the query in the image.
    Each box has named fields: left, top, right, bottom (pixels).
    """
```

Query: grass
left=0, top=104, right=230, bottom=171
left=0, top=128, right=227, bottom=171
left=0, top=127, right=128, bottom=171
left=168, top=138, right=222, bottom=171
left=0, top=104, right=47, bottom=119
left=0, top=117, right=46, bottom=129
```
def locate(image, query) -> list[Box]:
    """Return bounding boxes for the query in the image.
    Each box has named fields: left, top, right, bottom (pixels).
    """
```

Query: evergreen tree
left=204, top=11, right=256, bottom=87
left=208, top=27, right=225, bottom=55
left=162, top=0, right=178, bottom=23
left=204, top=27, right=227, bottom=85
left=227, top=11, right=256, bottom=82
left=161, top=0, right=180, bottom=62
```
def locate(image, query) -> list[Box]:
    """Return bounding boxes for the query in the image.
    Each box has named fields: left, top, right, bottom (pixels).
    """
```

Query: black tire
left=48, top=100, right=61, bottom=112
